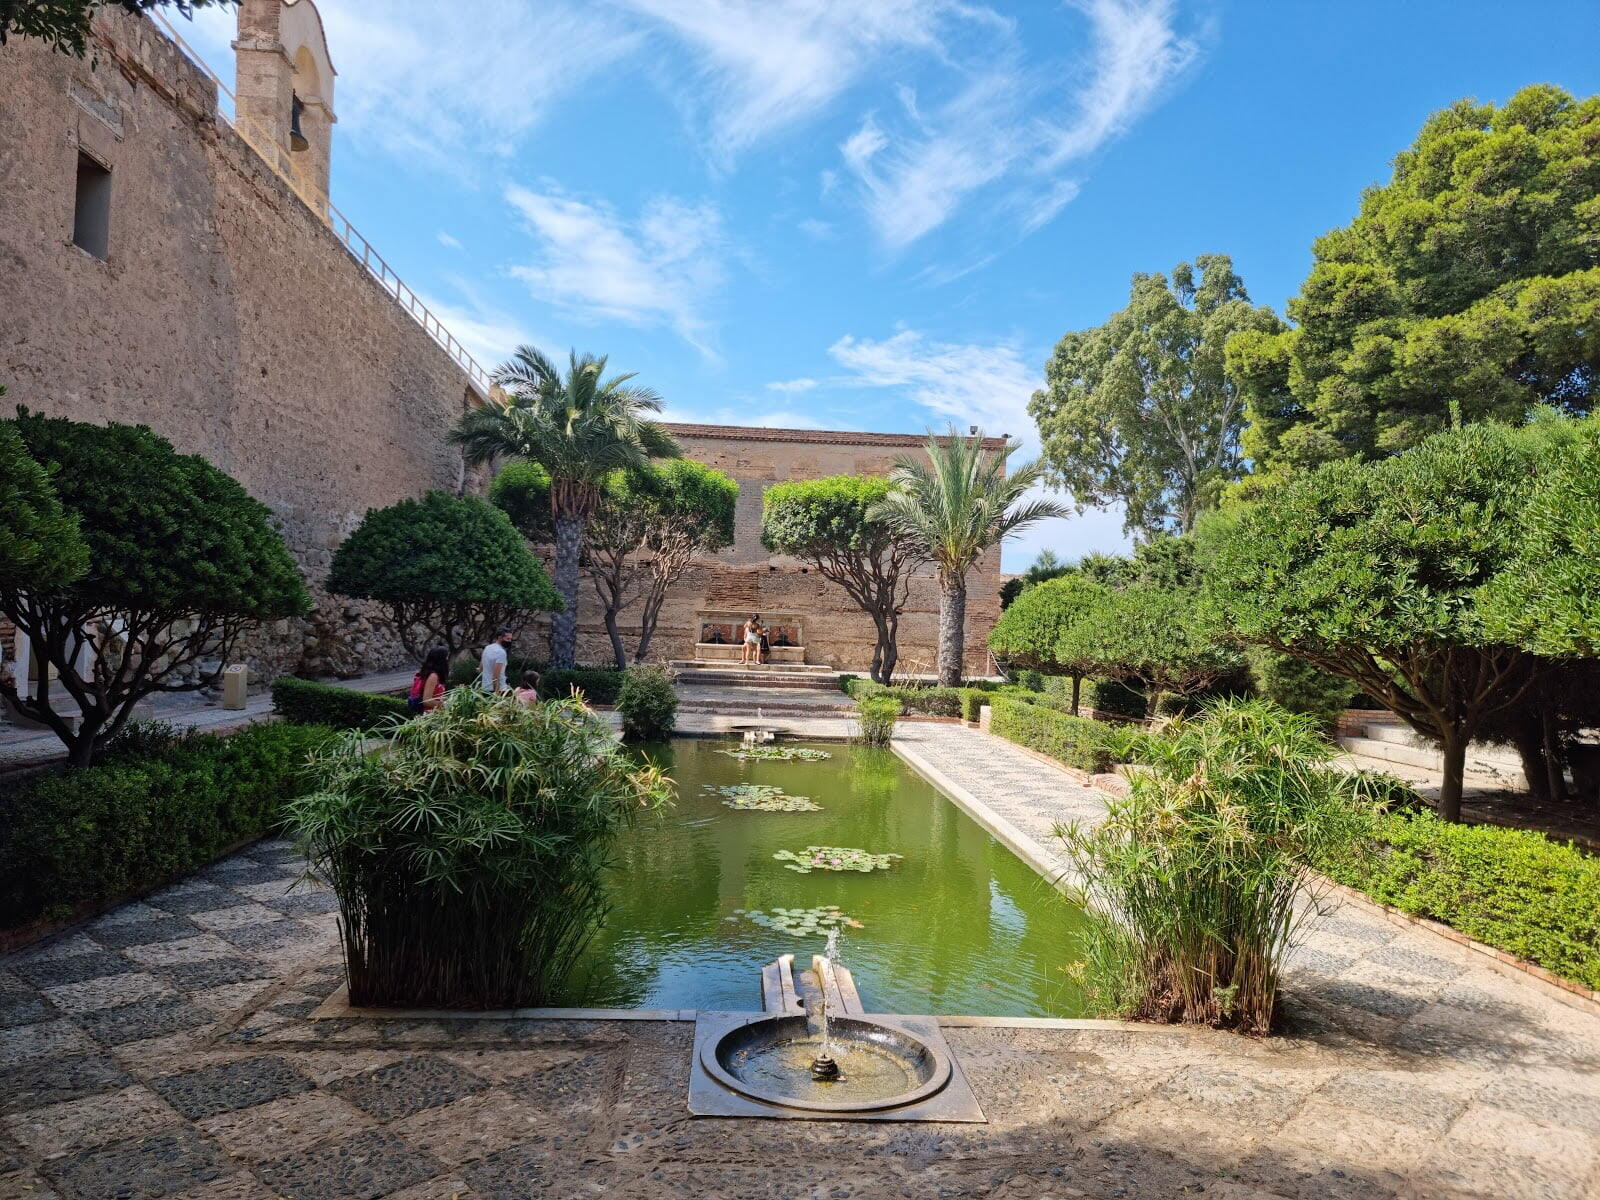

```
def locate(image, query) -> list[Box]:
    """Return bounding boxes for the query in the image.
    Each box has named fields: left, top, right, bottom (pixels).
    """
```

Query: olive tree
left=761, top=475, right=924, bottom=683
left=0, top=410, right=309, bottom=767
left=631, top=459, right=738, bottom=664
left=328, top=492, right=560, bottom=662
left=1205, top=421, right=1561, bottom=820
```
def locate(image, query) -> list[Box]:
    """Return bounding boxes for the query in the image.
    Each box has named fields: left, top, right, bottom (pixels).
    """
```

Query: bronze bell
left=289, top=95, right=310, bottom=152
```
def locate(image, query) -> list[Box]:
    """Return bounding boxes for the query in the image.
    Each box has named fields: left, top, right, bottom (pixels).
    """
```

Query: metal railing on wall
left=150, top=13, right=493, bottom=396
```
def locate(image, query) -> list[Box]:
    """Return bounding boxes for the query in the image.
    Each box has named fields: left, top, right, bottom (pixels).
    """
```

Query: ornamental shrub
left=540, top=667, right=625, bottom=705
left=272, top=677, right=412, bottom=731
left=617, top=666, right=677, bottom=741
left=0, top=722, right=332, bottom=929
left=988, top=695, right=1117, bottom=773
left=288, top=689, right=671, bottom=1008
left=328, top=492, right=560, bottom=660
left=1246, top=647, right=1356, bottom=732
left=0, top=410, right=310, bottom=767
left=1060, top=701, right=1371, bottom=1033
left=1087, top=679, right=1148, bottom=720
left=1313, top=810, right=1600, bottom=990
left=0, top=413, right=87, bottom=595
left=855, top=695, right=901, bottom=748
left=839, top=677, right=965, bottom=717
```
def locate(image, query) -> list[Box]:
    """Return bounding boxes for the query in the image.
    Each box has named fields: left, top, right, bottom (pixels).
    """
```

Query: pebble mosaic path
left=2, top=725, right=1598, bottom=1199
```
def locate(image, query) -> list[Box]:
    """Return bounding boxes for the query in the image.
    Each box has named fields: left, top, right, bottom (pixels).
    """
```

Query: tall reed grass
left=1058, top=699, right=1370, bottom=1034
left=288, top=688, right=670, bottom=1009
left=855, top=695, right=901, bottom=748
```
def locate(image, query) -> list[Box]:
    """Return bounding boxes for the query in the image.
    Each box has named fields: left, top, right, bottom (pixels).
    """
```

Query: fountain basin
left=688, top=1012, right=984, bottom=1122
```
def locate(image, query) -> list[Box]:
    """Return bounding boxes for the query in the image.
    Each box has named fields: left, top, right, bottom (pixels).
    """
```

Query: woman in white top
left=740, top=615, right=762, bottom=667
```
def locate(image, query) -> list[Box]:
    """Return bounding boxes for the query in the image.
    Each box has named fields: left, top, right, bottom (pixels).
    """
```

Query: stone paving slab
left=3, top=735, right=1600, bottom=1199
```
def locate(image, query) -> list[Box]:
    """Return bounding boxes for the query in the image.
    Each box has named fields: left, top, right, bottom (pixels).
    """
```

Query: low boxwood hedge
left=0, top=721, right=334, bottom=929
left=839, top=677, right=965, bottom=718
left=272, top=677, right=412, bottom=730
left=987, top=694, right=1123, bottom=773
left=1314, top=811, right=1600, bottom=991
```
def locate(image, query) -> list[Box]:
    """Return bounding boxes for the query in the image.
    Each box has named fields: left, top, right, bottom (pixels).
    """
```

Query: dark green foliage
left=0, top=722, right=330, bottom=928
left=288, top=689, right=671, bottom=1008
left=1247, top=647, right=1356, bottom=730
left=998, top=549, right=1074, bottom=610
left=0, top=410, right=309, bottom=766
left=447, top=652, right=543, bottom=689
left=988, top=695, right=1118, bottom=773
left=1315, top=811, right=1600, bottom=990
left=1061, top=701, right=1372, bottom=1033
left=856, top=695, right=900, bottom=748
left=328, top=492, right=559, bottom=660
left=0, top=413, right=87, bottom=594
left=487, top=461, right=554, bottom=545
left=617, top=666, right=677, bottom=741
left=1086, top=679, right=1148, bottom=720
left=1231, top=86, right=1600, bottom=481
left=0, top=0, right=235, bottom=56
left=540, top=667, right=624, bottom=705
left=272, top=677, right=411, bottom=731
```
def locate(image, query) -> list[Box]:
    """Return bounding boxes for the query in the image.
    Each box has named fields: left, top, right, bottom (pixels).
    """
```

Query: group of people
left=407, top=627, right=540, bottom=712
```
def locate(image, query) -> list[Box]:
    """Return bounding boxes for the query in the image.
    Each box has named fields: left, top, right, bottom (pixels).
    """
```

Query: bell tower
left=233, top=0, right=337, bottom=216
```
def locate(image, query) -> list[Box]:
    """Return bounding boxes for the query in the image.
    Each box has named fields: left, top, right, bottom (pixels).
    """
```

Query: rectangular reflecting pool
left=570, top=738, right=1092, bottom=1017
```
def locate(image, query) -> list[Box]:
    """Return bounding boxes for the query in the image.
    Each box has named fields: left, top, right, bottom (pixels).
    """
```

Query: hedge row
left=1314, top=811, right=1600, bottom=991
left=986, top=694, right=1129, bottom=773
left=0, top=722, right=334, bottom=929
left=272, top=677, right=412, bottom=730
left=838, top=677, right=966, bottom=717
left=540, top=667, right=625, bottom=705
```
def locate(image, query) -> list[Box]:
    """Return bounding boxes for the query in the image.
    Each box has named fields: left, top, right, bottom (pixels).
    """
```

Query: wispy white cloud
left=612, top=0, right=969, bottom=162
left=797, top=218, right=835, bottom=241
left=437, top=231, right=462, bottom=249
left=662, top=403, right=834, bottom=430
left=835, top=0, right=1199, bottom=249
left=1040, top=0, right=1200, bottom=169
left=766, top=378, right=820, bottom=393
left=505, top=185, right=725, bottom=357
left=411, top=284, right=546, bottom=371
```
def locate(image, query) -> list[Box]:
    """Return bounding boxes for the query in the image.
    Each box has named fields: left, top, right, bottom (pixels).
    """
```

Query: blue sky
left=188, top=0, right=1599, bottom=572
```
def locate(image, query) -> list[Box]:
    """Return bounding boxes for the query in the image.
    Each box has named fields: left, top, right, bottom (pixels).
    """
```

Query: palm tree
left=873, top=428, right=1070, bottom=686
left=451, top=347, right=679, bottom=669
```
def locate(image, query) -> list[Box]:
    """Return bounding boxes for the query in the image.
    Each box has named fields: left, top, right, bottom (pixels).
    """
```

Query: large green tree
left=328, top=492, right=560, bottom=662
left=988, top=573, right=1110, bottom=713
left=872, top=430, right=1068, bottom=686
left=1031, top=255, right=1284, bottom=537
left=0, top=0, right=235, bottom=56
left=1229, top=85, right=1600, bottom=481
left=451, top=347, right=679, bottom=670
left=630, top=459, right=738, bottom=664
left=1204, top=420, right=1575, bottom=820
left=0, top=410, right=309, bottom=766
left=761, top=475, right=926, bottom=684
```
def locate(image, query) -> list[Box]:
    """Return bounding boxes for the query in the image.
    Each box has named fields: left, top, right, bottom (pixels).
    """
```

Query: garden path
left=1, top=726, right=1598, bottom=1199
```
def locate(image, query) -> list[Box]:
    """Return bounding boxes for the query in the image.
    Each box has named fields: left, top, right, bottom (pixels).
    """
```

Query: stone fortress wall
left=0, top=4, right=1003, bottom=682
left=0, top=4, right=475, bottom=678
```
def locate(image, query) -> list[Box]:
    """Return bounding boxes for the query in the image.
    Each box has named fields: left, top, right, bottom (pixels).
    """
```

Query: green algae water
left=570, top=738, right=1092, bottom=1017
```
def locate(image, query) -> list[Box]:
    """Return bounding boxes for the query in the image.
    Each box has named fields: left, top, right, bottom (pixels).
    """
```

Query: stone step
left=1336, top=739, right=1523, bottom=787
left=670, top=660, right=839, bottom=676
left=674, top=672, right=841, bottom=691
left=1360, top=722, right=1524, bottom=770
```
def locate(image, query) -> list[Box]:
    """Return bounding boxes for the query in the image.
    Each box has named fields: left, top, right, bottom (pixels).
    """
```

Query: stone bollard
left=978, top=704, right=992, bottom=733
left=221, top=663, right=249, bottom=710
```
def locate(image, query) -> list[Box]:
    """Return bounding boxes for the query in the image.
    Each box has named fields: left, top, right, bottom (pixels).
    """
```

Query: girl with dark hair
left=409, top=645, right=450, bottom=712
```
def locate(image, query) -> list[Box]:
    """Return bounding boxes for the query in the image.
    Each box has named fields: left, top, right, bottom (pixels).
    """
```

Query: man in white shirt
left=480, top=627, right=515, bottom=692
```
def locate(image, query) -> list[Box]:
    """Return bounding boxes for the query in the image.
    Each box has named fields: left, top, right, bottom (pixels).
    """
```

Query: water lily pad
left=706, top=784, right=822, bottom=812
left=717, top=745, right=832, bottom=762
left=733, top=905, right=864, bottom=936
left=772, top=845, right=901, bottom=874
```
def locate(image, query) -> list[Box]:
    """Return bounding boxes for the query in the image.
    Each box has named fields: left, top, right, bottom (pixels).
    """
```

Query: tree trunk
left=603, top=607, right=627, bottom=670
left=1541, top=696, right=1568, bottom=804
left=632, top=593, right=663, bottom=664
left=1511, top=718, right=1552, bottom=804
left=870, top=610, right=900, bottom=685
left=937, top=571, right=966, bottom=688
left=1438, top=729, right=1467, bottom=823
left=550, top=513, right=583, bottom=670
left=1070, top=674, right=1082, bottom=717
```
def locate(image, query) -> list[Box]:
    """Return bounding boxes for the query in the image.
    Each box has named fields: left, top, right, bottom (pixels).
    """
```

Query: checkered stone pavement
left=4, top=747, right=1600, bottom=1199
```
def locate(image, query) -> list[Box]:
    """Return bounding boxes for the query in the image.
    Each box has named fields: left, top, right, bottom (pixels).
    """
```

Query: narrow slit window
left=73, top=152, right=111, bottom=259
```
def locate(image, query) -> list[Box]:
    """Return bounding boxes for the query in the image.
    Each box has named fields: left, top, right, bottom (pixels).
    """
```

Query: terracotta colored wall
left=0, top=11, right=473, bottom=677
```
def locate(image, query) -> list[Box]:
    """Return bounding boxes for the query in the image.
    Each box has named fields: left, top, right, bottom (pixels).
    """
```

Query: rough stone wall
left=568, top=425, right=1006, bottom=676
left=0, top=11, right=473, bottom=680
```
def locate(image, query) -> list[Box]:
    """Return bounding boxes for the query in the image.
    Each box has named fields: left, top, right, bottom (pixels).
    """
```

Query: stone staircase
left=669, top=661, right=842, bottom=692
left=1335, top=720, right=1525, bottom=790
